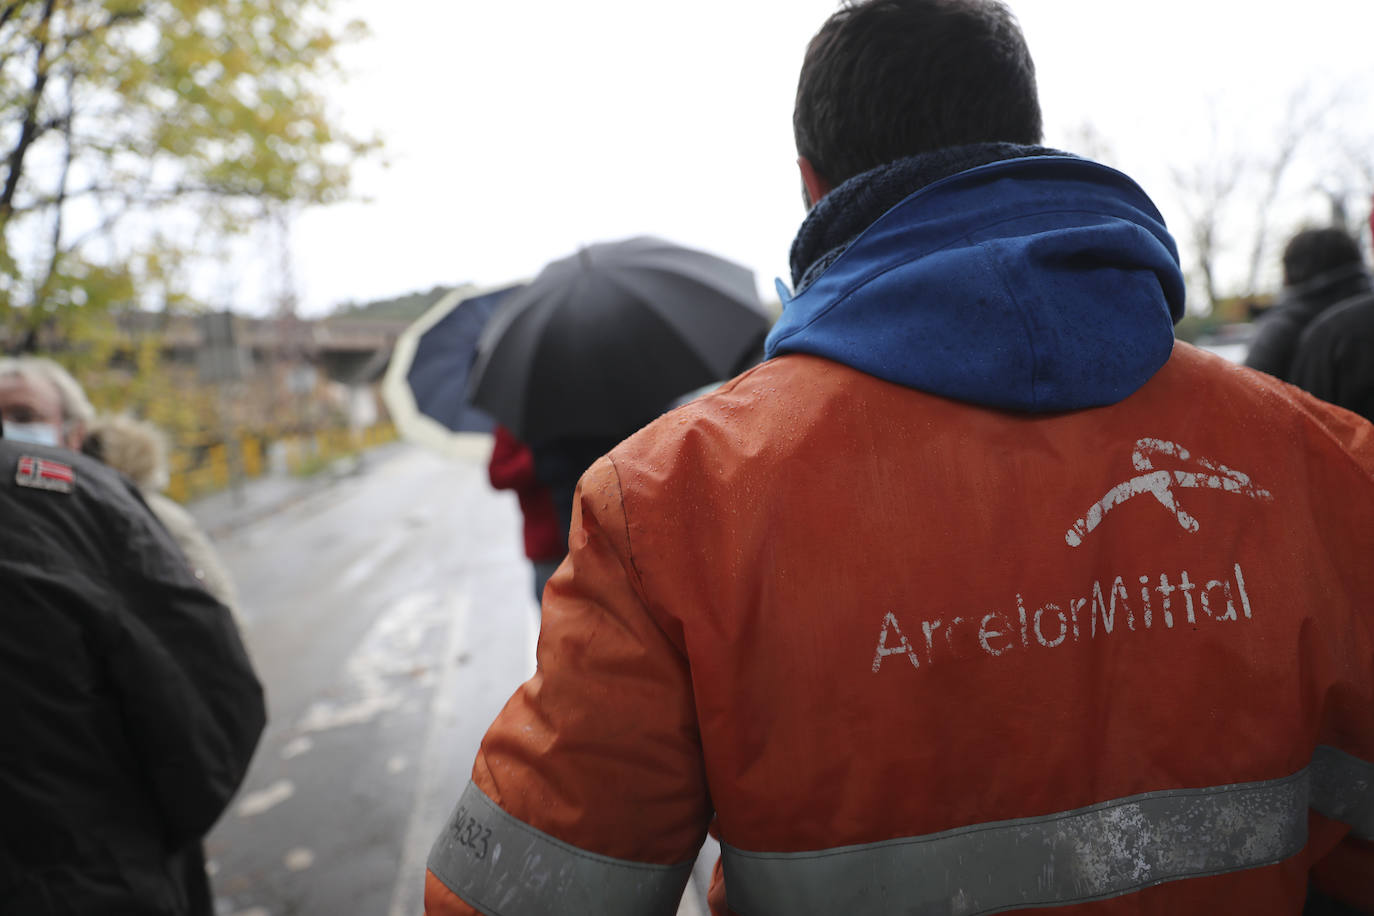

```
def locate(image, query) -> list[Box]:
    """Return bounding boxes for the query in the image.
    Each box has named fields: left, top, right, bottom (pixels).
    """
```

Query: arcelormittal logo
left=1065, top=438, right=1274, bottom=548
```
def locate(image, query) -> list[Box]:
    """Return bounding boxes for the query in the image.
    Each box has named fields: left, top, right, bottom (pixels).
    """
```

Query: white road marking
left=298, top=693, right=402, bottom=733
left=386, top=591, right=472, bottom=916
left=280, top=736, right=313, bottom=760
left=236, top=780, right=295, bottom=818
left=338, top=529, right=409, bottom=591
left=283, top=848, right=316, bottom=872
left=297, top=590, right=449, bottom=736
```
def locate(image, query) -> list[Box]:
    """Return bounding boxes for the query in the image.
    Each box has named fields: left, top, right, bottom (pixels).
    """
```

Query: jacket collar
left=767, top=155, right=1185, bottom=413
left=790, top=143, right=1067, bottom=293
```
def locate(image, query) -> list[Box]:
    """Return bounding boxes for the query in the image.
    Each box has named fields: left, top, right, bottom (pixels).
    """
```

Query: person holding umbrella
left=467, top=235, right=771, bottom=550
left=427, top=2, right=1374, bottom=913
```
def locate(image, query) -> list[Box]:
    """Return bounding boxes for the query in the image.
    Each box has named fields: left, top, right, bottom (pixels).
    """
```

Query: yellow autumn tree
left=0, top=0, right=375, bottom=345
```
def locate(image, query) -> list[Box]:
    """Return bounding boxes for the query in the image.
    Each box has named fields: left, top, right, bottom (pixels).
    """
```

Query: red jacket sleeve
left=425, top=456, right=710, bottom=915
left=486, top=425, right=535, bottom=492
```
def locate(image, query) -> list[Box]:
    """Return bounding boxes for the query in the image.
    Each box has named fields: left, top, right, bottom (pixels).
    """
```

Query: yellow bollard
left=208, top=444, right=230, bottom=490
left=190, top=466, right=216, bottom=500
left=166, top=471, right=190, bottom=504
left=241, top=437, right=263, bottom=478
left=287, top=438, right=304, bottom=475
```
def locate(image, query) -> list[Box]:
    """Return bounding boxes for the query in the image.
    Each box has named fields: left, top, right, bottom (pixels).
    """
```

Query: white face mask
left=3, top=421, right=62, bottom=448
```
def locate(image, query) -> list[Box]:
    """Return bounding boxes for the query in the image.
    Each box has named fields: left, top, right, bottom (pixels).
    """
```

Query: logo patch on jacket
left=16, top=455, right=75, bottom=494
left=1065, top=438, right=1273, bottom=548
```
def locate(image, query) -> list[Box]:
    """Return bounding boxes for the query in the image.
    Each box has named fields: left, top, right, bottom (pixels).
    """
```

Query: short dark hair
left=794, top=0, right=1043, bottom=188
left=1281, top=227, right=1364, bottom=288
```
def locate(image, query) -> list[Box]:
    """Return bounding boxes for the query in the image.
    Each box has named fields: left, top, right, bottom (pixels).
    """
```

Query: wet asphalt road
left=198, top=444, right=713, bottom=916
left=202, top=446, right=539, bottom=916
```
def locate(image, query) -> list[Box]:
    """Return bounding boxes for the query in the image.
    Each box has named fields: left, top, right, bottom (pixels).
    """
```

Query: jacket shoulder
left=0, top=441, right=147, bottom=556
left=1172, top=343, right=1374, bottom=482
left=610, top=356, right=868, bottom=475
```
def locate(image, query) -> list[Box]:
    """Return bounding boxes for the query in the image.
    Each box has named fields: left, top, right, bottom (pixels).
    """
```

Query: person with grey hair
left=0, top=355, right=96, bottom=450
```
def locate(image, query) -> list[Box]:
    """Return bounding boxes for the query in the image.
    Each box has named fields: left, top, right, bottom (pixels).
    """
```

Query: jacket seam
left=604, top=453, right=649, bottom=601
left=602, top=453, right=688, bottom=660
left=1305, top=416, right=1374, bottom=487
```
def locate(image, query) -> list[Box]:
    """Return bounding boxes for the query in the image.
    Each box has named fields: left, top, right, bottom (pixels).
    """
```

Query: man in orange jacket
left=425, top=2, right=1374, bottom=914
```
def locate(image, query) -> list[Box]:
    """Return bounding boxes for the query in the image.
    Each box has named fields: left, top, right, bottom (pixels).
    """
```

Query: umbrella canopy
left=466, top=236, right=770, bottom=444
left=381, top=284, right=523, bottom=460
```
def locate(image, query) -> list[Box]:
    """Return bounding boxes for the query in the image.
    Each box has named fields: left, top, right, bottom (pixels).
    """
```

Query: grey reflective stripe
left=725, top=766, right=1327, bottom=916
left=1311, top=744, right=1374, bottom=840
left=427, top=781, right=693, bottom=916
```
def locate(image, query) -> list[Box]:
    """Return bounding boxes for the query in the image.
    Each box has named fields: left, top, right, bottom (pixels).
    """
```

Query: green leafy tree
left=0, top=0, right=375, bottom=346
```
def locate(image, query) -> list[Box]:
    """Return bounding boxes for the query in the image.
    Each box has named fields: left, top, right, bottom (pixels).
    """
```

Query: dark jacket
left=1288, top=292, right=1374, bottom=424
left=0, top=439, right=265, bottom=915
left=1244, top=264, right=1373, bottom=381
left=531, top=435, right=622, bottom=554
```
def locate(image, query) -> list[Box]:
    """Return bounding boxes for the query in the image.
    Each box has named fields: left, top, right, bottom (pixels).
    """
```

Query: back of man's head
left=794, top=0, right=1042, bottom=190
left=1281, top=227, right=1364, bottom=289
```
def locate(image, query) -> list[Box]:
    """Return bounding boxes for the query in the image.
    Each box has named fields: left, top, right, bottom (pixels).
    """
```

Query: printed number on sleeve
left=450, top=805, right=492, bottom=859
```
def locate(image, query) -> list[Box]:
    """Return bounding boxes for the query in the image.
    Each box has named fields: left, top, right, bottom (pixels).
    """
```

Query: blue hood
left=764, top=156, right=1185, bottom=412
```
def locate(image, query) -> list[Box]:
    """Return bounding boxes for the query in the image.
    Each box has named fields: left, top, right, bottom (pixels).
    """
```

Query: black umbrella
left=381, top=284, right=523, bottom=458
left=465, top=236, right=770, bottom=444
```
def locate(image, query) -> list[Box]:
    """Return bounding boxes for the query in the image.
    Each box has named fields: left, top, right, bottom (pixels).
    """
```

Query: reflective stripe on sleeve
left=722, top=747, right=1374, bottom=916
left=426, top=781, right=694, bottom=916
left=1310, top=745, right=1374, bottom=840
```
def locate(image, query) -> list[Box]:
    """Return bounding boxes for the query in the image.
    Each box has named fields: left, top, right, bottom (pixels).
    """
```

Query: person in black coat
left=0, top=429, right=265, bottom=915
left=1289, top=291, right=1374, bottom=424
left=1244, top=227, right=1372, bottom=381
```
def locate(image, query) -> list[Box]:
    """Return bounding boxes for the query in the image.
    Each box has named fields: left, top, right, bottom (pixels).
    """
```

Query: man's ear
left=798, top=156, right=834, bottom=210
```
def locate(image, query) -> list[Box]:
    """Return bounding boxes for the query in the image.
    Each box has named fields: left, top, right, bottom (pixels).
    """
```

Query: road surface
left=199, top=445, right=713, bottom=916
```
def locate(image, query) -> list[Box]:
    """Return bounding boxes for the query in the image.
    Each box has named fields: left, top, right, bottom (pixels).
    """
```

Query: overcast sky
left=234, top=0, right=1374, bottom=317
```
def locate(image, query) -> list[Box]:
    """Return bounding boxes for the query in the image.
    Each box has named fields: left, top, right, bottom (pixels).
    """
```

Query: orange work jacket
left=426, top=344, right=1374, bottom=915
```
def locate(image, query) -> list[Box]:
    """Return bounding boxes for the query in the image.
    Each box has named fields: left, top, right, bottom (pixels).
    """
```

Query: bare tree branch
left=0, top=0, right=57, bottom=224
left=33, top=65, right=74, bottom=307
left=1241, top=89, right=1334, bottom=294
left=58, top=7, right=146, bottom=49
left=1170, top=145, right=1243, bottom=312
left=0, top=0, right=38, bottom=32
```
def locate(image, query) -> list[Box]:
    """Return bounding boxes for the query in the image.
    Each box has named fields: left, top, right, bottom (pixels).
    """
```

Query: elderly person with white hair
left=0, top=355, right=95, bottom=449
left=0, top=355, right=240, bottom=616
